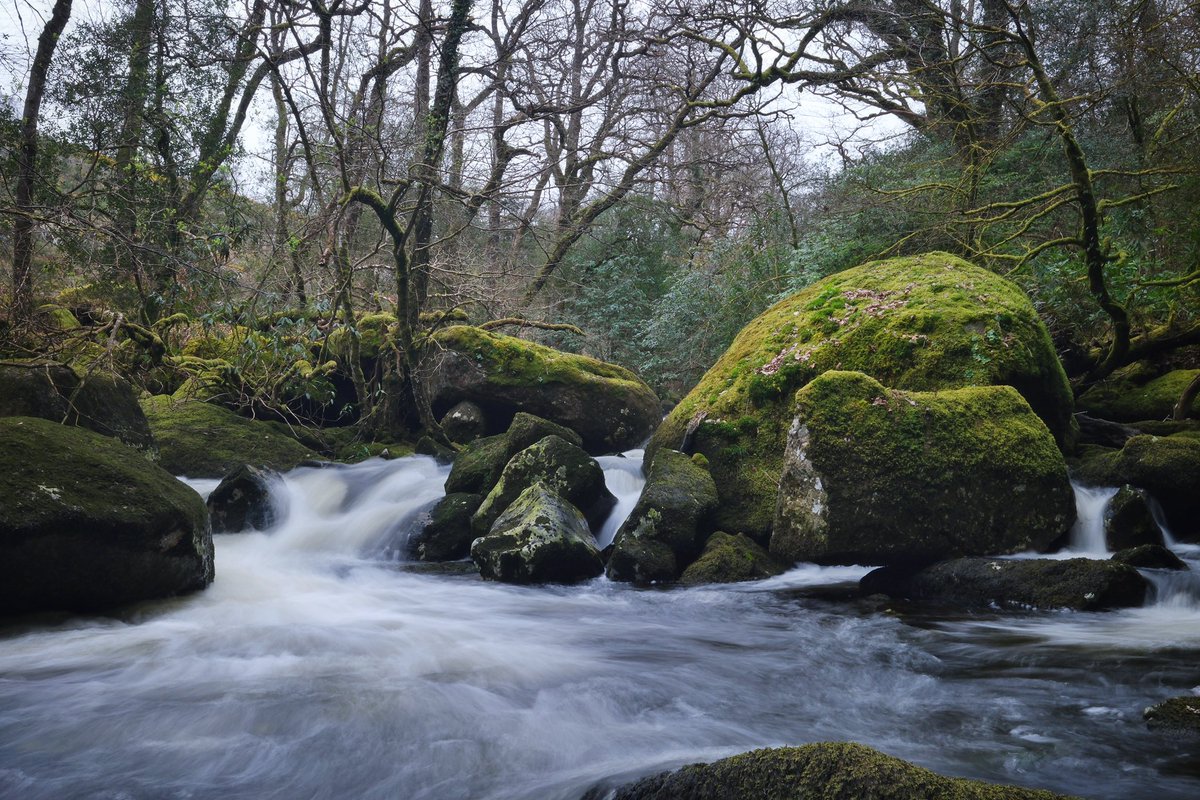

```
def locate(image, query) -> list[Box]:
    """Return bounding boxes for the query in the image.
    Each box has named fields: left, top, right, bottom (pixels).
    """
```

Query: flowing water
left=2, top=457, right=1199, bottom=800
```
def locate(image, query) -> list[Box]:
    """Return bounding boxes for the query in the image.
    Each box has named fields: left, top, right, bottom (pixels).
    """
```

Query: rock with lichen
left=679, top=531, right=785, bottom=585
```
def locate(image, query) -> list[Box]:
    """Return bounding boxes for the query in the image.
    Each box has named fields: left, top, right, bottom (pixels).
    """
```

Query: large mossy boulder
left=771, top=372, right=1074, bottom=566
left=140, top=395, right=315, bottom=477
left=649, top=252, right=1074, bottom=539
left=409, top=492, right=483, bottom=561
left=1078, top=367, right=1199, bottom=422
left=679, top=531, right=786, bottom=585
left=607, top=450, right=719, bottom=583
left=0, top=417, right=214, bottom=615
left=861, top=557, right=1148, bottom=611
left=0, top=363, right=155, bottom=453
left=470, top=482, right=603, bottom=584
left=595, top=742, right=1075, bottom=800
left=425, top=325, right=661, bottom=453
left=1109, top=434, right=1200, bottom=540
left=444, top=412, right=583, bottom=496
left=471, top=435, right=615, bottom=536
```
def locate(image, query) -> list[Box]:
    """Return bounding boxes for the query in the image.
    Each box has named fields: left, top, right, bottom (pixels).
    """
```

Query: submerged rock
left=471, top=435, right=615, bottom=536
left=206, top=464, right=279, bottom=533
left=410, top=493, right=483, bottom=561
left=771, top=372, right=1073, bottom=566
left=1111, top=544, right=1187, bottom=571
left=1078, top=367, right=1200, bottom=423
left=140, top=395, right=315, bottom=477
left=470, top=482, right=603, bottom=584
left=1104, top=486, right=1163, bottom=551
left=593, top=741, right=1076, bottom=800
left=0, top=417, right=213, bottom=615
left=679, top=531, right=785, bottom=585
left=444, top=413, right=583, bottom=496
left=860, top=557, right=1148, bottom=611
left=0, top=363, right=155, bottom=454
left=607, top=450, right=718, bottom=584
left=649, top=252, right=1076, bottom=538
left=1144, top=696, right=1200, bottom=734
left=426, top=325, right=660, bottom=453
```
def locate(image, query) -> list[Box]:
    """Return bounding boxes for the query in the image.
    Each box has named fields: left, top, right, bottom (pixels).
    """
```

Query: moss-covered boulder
left=471, top=435, right=615, bottom=536
left=1144, top=696, right=1200, bottom=733
left=1111, top=544, right=1187, bottom=571
left=140, top=395, right=315, bottom=477
left=444, top=413, right=583, bottom=495
left=470, top=482, right=603, bottom=584
left=860, top=557, right=1148, bottom=611
left=1108, top=434, right=1200, bottom=541
left=771, top=372, right=1073, bottom=566
left=426, top=325, right=661, bottom=453
left=206, top=464, right=279, bottom=533
left=1078, top=367, right=1200, bottom=422
left=0, top=363, right=155, bottom=453
left=409, top=493, right=483, bottom=561
left=595, top=742, right=1076, bottom=800
left=1070, top=444, right=1122, bottom=486
left=1104, top=486, right=1163, bottom=551
left=679, top=531, right=786, bottom=585
left=607, top=450, right=719, bottom=584
left=649, top=252, right=1074, bottom=538
left=0, top=417, right=214, bottom=615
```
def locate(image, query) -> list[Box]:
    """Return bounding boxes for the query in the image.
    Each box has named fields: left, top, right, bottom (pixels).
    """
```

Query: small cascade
left=1144, top=568, right=1200, bottom=610
left=1068, top=483, right=1118, bottom=554
left=594, top=449, right=647, bottom=548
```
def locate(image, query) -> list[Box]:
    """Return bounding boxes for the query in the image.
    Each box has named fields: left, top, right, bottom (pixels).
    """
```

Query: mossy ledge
left=649, top=252, right=1074, bottom=538
left=595, top=742, right=1077, bottom=800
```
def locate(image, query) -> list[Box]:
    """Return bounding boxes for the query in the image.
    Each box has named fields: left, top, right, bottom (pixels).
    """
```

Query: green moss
left=326, top=313, right=398, bottom=361
left=1144, top=696, right=1200, bottom=733
left=608, top=742, right=1077, bottom=799
left=140, top=395, right=315, bottom=477
left=650, top=252, right=1074, bottom=538
left=679, top=531, right=785, bottom=585
left=1078, top=367, right=1200, bottom=422
left=36, top=304, right=81, bottom=330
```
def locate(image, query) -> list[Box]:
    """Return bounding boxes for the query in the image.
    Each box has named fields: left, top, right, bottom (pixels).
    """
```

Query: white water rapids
left=2, top=458, right=1199, bottom=799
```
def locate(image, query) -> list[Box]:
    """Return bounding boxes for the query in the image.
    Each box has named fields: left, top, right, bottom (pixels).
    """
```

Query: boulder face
left=1111, top=434, right=1200, bottom=541
left=771, top=372, right=1074, bottom=567
left=409, top=493, right=483, bottom=561
left=206, top=464, right=279, bottom=533
left=0, top=417, right=214, bottom=615
left=860, top=557, right=1148, bottom=611
left=0, top=363, right=155, bottom=454
left=1111, top=545, right=1186, bottom=571
left=425, top=325, right=661, bottom=453
left=444, top=412, right=583, bottom=496
left=1104, top=486, right=1163, bottom=551
left=649, top=252, right=1075, bottom=538
left=440, top=400, right=487, bottom=444
left=1078, top=367, right=1200, bottom=422
left=679, top=531, right=786, bottom=585
left=593, top=742, right=1075, bottom=800
left=607, top=450, right=719, bottom=584
left=1144, top=697, right=1200, bottom=733
left=140, top=395, right=315, bottom=477
left=470, top=482, right=603, bottom=584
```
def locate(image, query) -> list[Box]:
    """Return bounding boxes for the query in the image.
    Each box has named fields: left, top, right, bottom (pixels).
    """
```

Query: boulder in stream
left=679, top=531, right=785, bottom=585
left=1109, top=434, right=1200, bottom=541
left=1103, top=486, right=1163, bottom=551
left=771, top=372, right=1074, bottom=567
left=409, top=492, right=483, bottom=561
left=590, top=741, right=1077, bottom=800
left=648, top=252, right=1076, bottom=539
left=1144, top=696, right=1200, bottom=734
left=444, top=413, right=582, bottom=496
left=206, top=464, right=279, bottom=533
left=860, top=557, right=1148, bottom=611
left=0, top=417, right=214, bottom=615
left=470, top=482, right=603, bottom=584
left=1111, top=544, right=1187, bottom=571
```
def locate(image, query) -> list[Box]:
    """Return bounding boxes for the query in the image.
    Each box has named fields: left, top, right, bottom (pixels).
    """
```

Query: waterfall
left=1067, top=482, right=1117, bottom=554
left=594, top=450, right=646, bottom=549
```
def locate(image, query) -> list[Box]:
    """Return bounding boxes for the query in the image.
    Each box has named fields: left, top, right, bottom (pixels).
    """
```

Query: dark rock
left=472, top=435, right=615, bottom=536
left=414, top=435, right=454, bottom=462
left=1070, top=445, right=1122, bottom=486
left=0, top=363, right=155, bottom=454
left=206, top=464, right=278, bottom=533
left=592, top=742, right=1076, bottom=800
left=607, top=450, right=718, bottom=583
left=1145, top=696, right=1200, bottom=733
left=409, top=493, right=483, bottom=561
left=1104, top=486, right=1163, bottom=551
left=470, top=482, right=603, bottom=584
left=679, top=531, right=786, bottom=585
left=1075, top=413, right=1140, bottom=448
left=771, top=372, right=1074, bottom=567
left=444, top=413, right=583, bottom=496
left=440, top=400, right=487, bottom=444
left=426, top=325, right=660, bottom=453
left=860, top=557, right=1148, bottom=611
left=0, top=417, right=213, bottom=615
left=1111, top=544, right=1187, bottom=571
left=1111, top=434, right=1200, bottom=541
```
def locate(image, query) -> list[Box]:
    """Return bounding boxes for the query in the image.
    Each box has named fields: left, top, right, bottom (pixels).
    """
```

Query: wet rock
left=206, top=464, right=278, bottom=533
left=591, top=741, right=1076, bottom=800
left=444, top=413, right=582, bottom=496
left=409, top=493, right=483, bottom=561
left=607, top=450, right=718, bottom=584
left=1111, top=545, right=1187, bottom=571
left=471, top=435, right=615, bottom=536
left=1110, top=434, right=1200, bottom=541
left=648, top=252, right=1075, bottom=538
left=470, top=482, right=603, bottom=584
left=0, top=363, right=155, bottom=454
left=426, top=325, right=660, bottom=454
left=771, top=372, right=1074, bottom=567
left=679, top=532, right=785, bottom=585
left=860, top=557, right=1148, bottom=611
left=440, top=400, right=487, bottom=444
left=1075, top=413, right=1140, bottom=448
left=1104, top=486, right=1163, bottom=551
left=0, top=417, right=213, bottom=615
left=1145, top=696, right=1200, bottom=733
